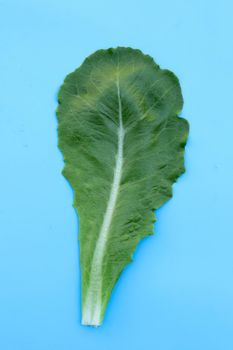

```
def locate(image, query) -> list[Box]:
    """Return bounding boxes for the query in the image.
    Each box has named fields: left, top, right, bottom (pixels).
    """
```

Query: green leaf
left=56, top=47, right=189, bottom=326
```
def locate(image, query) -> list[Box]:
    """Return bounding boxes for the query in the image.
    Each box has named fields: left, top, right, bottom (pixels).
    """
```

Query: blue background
left=1, top=0, right=233, bottom=349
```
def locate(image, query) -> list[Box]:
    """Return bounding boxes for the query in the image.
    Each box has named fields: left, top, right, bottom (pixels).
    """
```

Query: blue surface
left=1, top=0, right=233, bottom=349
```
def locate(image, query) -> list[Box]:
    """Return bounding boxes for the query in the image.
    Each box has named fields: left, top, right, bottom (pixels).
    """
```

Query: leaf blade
left=57, top=47, right=189, bottom=326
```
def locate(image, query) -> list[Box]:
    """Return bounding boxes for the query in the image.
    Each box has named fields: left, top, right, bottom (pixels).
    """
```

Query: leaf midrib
left=82, top=76, right=124, bottom=325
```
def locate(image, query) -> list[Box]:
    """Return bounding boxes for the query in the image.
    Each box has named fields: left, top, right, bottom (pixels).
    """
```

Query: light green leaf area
left=57, top=47, right=189, bottom=326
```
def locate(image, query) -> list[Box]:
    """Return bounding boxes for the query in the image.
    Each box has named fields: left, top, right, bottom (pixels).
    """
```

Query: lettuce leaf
left=56, top=47, right=189, bottom=326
